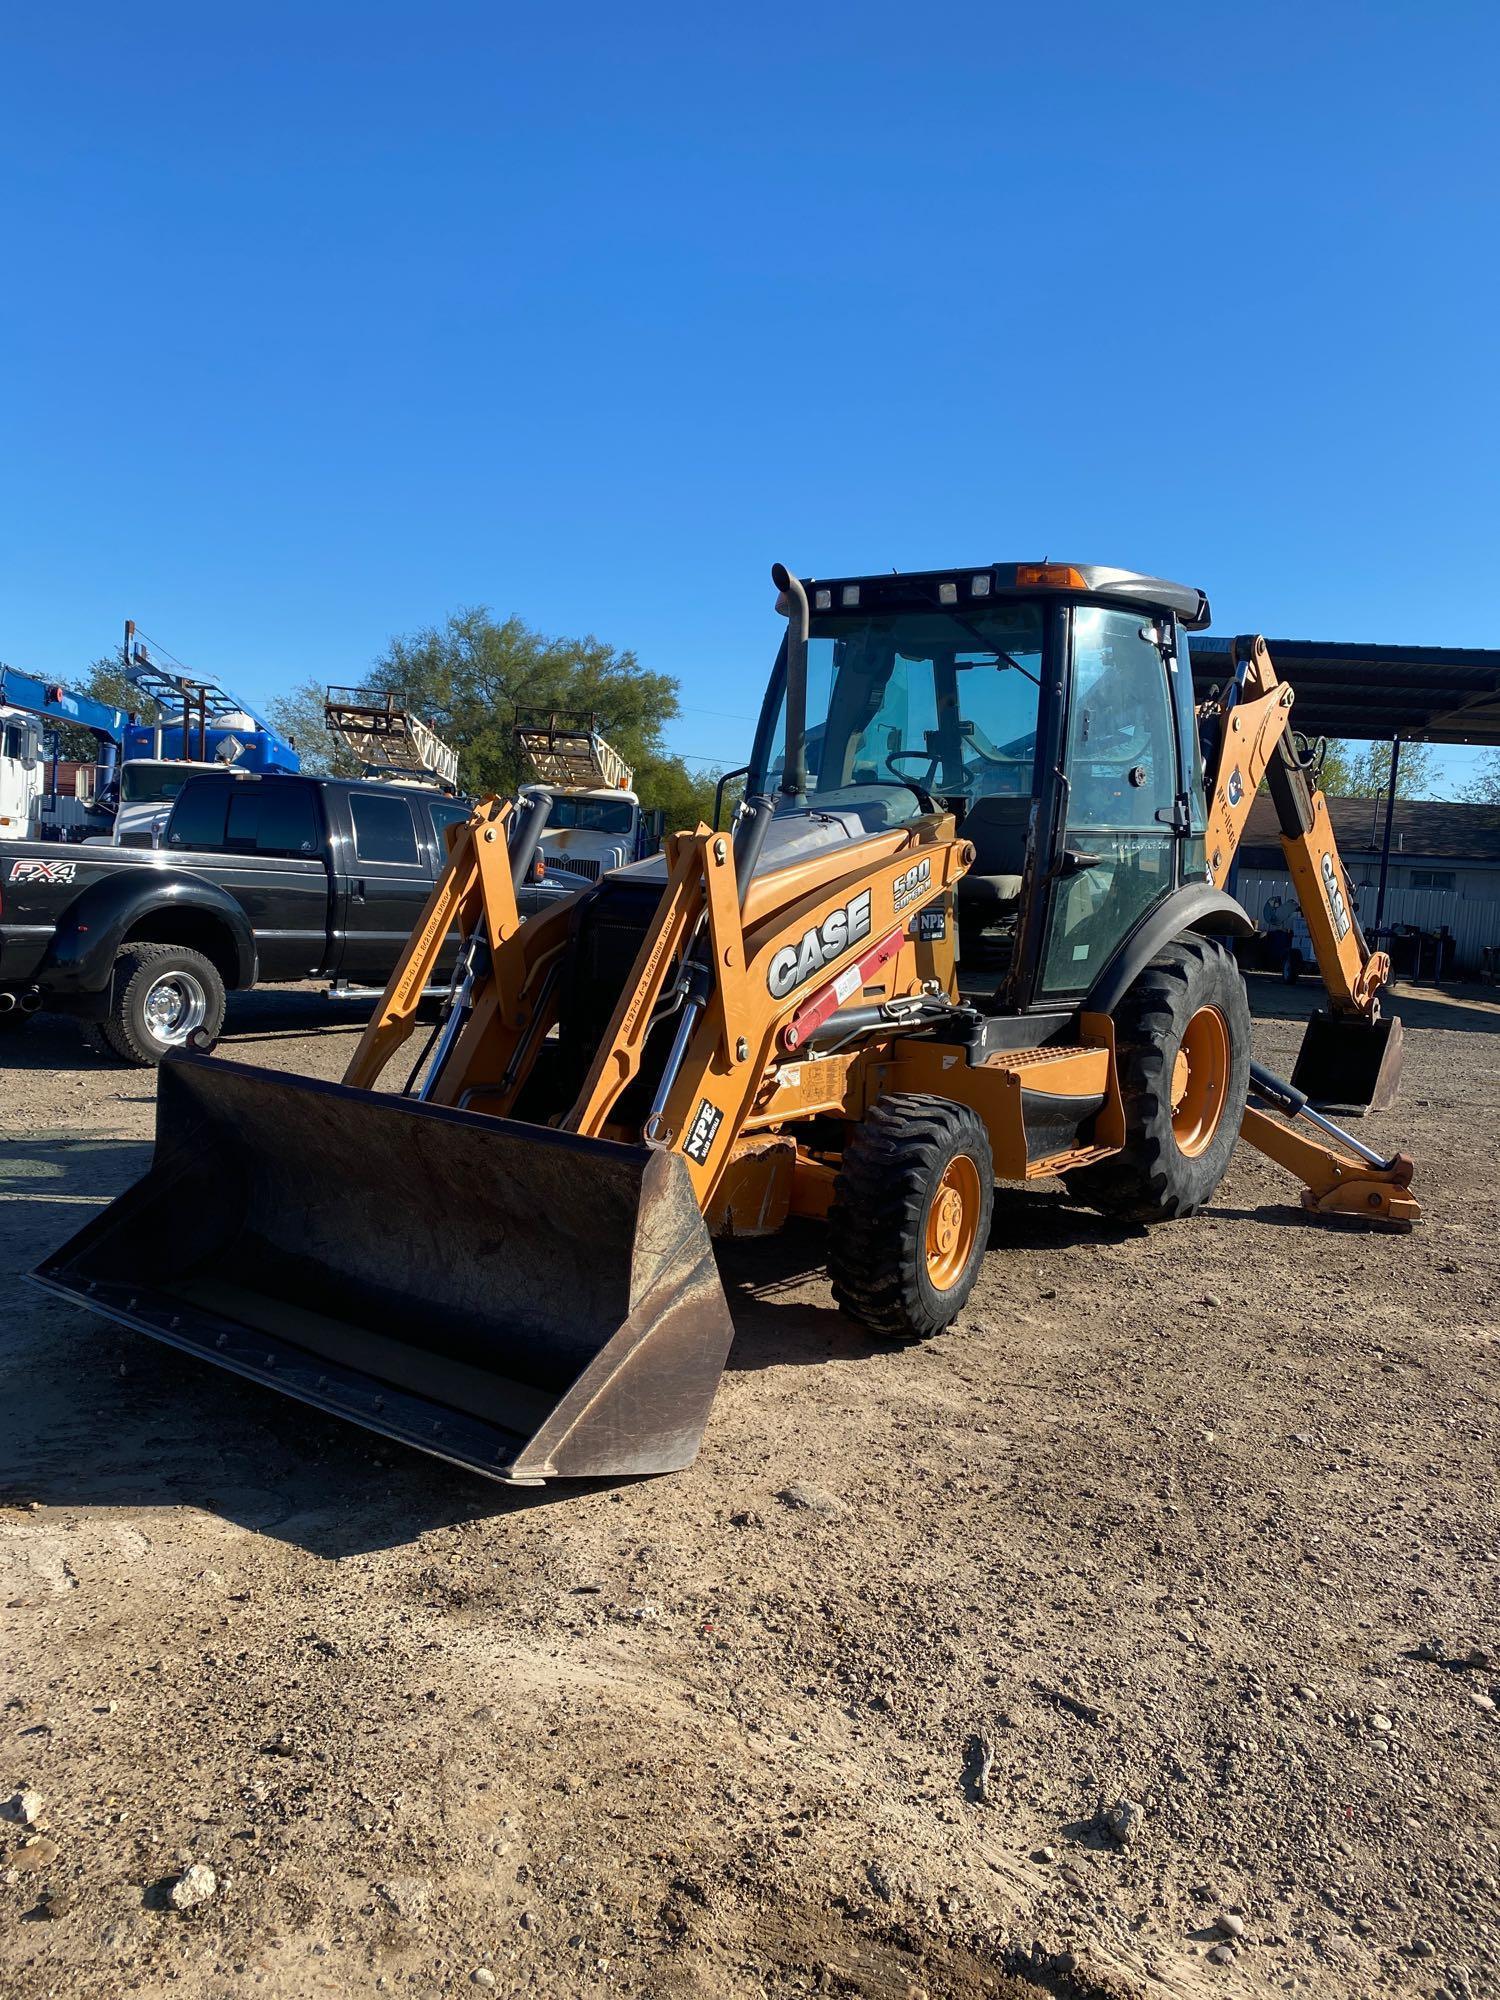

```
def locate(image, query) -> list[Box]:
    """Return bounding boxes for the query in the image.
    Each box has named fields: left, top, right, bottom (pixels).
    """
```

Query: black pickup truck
left=0, top=772, right=481, bottom=1063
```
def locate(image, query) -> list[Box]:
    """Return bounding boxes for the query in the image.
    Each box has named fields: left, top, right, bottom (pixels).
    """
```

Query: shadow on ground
left=1245, top=969, right=1500, bottom=1035
left=4, top=988, right=371, bottom=1076
left=0, top=1142, right=888, bottom=1559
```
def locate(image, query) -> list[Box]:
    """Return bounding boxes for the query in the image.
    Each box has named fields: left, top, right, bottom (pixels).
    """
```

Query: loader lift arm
left=1198, top=633, right=1414, bottom=1222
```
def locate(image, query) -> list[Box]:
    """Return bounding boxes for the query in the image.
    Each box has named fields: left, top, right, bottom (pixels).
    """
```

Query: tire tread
left=828, top=1094, right=994, bottom=1341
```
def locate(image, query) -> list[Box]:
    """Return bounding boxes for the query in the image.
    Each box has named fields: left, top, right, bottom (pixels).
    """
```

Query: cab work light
left=1015, top=563, right=1088, bottom=589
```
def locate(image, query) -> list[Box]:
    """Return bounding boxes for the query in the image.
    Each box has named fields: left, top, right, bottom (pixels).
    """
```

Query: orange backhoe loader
left=35, top=561, right=1417, bottom=1483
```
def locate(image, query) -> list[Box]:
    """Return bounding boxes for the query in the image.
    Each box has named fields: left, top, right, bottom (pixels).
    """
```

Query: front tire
left=828, top=1094, right=995, bottom=1341
left=93, top=944, right=227, bottom=1066
left=1065, top=934, right=1250, bottom=1224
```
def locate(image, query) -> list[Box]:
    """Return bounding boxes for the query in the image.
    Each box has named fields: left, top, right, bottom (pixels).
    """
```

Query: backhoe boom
left=1199, top=634, right=1403, bottom=1113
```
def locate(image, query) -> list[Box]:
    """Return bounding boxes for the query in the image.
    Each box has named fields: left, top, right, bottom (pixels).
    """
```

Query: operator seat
left=955, top=794, right=1033, bottom=926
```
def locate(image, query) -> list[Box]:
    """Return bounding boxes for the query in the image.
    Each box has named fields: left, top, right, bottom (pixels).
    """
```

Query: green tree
left=364, top=608, right=721, bottom=824
left=1461, top=750, right=1500, bottom=804
left=1317, top=738, right=1437, bottom=800
left=264, top=678, right=364, bottom=777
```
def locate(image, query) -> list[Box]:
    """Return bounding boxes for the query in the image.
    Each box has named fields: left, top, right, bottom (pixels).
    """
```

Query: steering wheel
left=886, top=748, right=942, bottom=791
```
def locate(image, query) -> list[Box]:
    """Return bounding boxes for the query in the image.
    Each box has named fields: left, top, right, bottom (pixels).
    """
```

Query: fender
left=38, top=868, right=258, bottom=999
left=1083, top=882, right=1252, bottom=1019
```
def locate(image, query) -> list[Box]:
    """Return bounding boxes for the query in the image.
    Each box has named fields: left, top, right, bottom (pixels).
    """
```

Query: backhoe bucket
left=1290, top=1009, right=1405, bottom=1115
left=31, top=1055, right=736, bottom=1484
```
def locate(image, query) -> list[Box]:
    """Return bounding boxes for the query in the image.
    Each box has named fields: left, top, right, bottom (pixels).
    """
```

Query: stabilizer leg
left=1240, top=1061, right=1420, bottom=1229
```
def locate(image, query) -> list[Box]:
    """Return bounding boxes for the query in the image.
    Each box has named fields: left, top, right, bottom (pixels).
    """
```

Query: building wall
left=1235, top=865, right=1500, bottom=972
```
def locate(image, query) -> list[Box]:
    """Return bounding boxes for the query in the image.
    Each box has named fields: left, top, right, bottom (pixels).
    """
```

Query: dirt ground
left=1, top=979, right=1497, bottom=2000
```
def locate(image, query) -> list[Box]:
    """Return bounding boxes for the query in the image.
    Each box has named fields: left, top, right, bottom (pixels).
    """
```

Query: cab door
left=1038, top=605, right=1182, bottom=997
left=337, top=790, right=434, bottom=983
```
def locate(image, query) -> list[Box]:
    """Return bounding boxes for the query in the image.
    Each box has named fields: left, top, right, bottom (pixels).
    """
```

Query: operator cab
left=744, top=562, right=1213, bottom=1014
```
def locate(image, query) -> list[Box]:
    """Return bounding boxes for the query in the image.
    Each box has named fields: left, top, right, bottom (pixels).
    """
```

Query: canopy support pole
left=1373, top=736, right=1401, bottom=932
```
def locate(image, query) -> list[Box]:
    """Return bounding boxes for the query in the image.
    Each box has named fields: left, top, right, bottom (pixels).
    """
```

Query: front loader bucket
left=1290, top=1009, right=1405, bottom=1116
left=31, top=1055, right=735, bottom=1485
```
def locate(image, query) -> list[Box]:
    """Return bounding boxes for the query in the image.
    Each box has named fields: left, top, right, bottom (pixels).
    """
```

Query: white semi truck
left=513, top=711, right=662, bottom=882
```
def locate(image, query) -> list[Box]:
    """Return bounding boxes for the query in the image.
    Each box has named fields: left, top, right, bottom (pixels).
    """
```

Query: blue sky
left=4, top=2, right=1497, bottom=793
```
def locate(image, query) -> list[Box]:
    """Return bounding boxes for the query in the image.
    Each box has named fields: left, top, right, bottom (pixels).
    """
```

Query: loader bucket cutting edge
left=29, top=1055, right=736, bottom=1484
left=1289, top=1009, right=1405, bottom=1116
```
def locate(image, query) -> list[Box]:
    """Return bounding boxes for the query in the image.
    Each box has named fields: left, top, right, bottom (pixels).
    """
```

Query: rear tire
left=94, top=944, right=227, bottom=1066
left=828, top=1094, right=995, bottom=1341
left=1064, top=934, right=1250, bottom=1224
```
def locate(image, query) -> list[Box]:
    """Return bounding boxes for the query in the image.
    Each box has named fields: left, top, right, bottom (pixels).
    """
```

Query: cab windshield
left=545, top=794, right=635, bottom=834
left=761, top=602, right=1045, bottom=817
left=120, top=761, right=200, bottom=805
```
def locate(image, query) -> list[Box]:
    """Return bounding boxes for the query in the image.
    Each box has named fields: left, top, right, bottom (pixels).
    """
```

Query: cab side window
left=350, top=793, right=419, bottom=865
left=224, top=785, right=320, bottom=857
left=427, top=799, right=471, bottom=853
left=1065, top=609, right=1177, bottom=830
left=166, top=780, right=232, bottom=850
left=1040, top=608, right=1180, bottom=995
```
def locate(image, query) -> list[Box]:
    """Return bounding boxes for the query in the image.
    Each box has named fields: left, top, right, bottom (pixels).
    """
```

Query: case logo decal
left=767, top=889, right=873, bottom=1000
left=1320, top=852, right=1351, bottom=940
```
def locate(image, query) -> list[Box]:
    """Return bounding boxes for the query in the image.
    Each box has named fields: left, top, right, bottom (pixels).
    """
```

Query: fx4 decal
left=8, top=859, right=77, bottom=885
left=766, top=889, right=872, bottom=1001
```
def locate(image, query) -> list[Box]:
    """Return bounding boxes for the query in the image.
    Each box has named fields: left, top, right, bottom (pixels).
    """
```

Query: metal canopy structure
left=1189, top=637, right=1500, bottom=746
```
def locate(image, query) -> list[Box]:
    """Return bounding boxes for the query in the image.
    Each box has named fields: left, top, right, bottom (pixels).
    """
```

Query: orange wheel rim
left=925, top=1154, right=982, bottom=1290
left=1171, top=1005, right=1230, bottom=1158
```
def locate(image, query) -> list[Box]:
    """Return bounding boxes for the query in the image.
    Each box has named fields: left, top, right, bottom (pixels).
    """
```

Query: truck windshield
left=546, top=795, right=635, bottom=834
left=758, top=601, right=1045, bottom=813
left=120, top=762, right=200, bottom=805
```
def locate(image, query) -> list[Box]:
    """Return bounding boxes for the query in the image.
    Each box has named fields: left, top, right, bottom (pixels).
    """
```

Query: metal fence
left=1235, top=869, right=1500, bottom=972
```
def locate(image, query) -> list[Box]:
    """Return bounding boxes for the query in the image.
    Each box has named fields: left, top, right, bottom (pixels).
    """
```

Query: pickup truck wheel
left=96, top=944, right=227, bottom=1066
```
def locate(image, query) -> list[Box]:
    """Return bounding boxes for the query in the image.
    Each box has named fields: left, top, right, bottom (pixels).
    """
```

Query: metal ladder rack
left=513, top=709, right=633, bottom=791
left=324, top=687, right=461, bottom=790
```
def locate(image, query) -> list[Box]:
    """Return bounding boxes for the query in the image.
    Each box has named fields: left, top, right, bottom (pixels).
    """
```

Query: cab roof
left=799, top=561, right=1211, bottom=630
